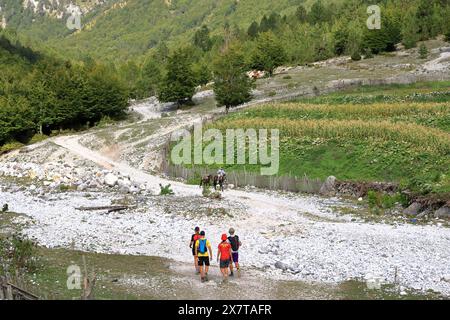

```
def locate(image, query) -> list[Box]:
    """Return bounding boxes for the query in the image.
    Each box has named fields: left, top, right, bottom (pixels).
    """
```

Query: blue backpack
left=198, top=239, right=207, bottom=254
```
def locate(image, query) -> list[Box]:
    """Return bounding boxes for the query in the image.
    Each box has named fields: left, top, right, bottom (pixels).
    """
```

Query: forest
left=1, top=0, right=449, bottom=149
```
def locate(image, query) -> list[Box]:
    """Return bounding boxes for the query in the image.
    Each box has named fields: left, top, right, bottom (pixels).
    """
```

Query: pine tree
left=138, top=58, right=162, bottom=97
left=193, top=25, right=212, bottom=52
left=419, top=43, right=428, bottom=59
left=295, top=5, right=308, bottom=23
left=308, top=0, right=327, bottom=25
left=158, top=48, right=197, bottom=106
left=259, top=15, right=270, bottom=33
left=247, top=21, right=259, bottom=39
left=402, top=7, right=419, bottom=49
left=213, top=43, right=253, bottom=113
left=252, top=31, right=287, bottom=76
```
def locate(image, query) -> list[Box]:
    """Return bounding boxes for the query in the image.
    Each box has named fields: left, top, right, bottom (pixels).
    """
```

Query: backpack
left=228, top=235, right=239, bottom=251
left=198, top=239, right=207, bottom=254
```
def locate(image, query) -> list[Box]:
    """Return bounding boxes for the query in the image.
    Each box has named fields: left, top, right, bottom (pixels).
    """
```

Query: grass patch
left=177, top=82, right=450, bottom=195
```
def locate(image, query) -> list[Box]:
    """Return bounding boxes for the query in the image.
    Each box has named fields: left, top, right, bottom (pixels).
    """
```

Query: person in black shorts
left=195, top=231, right=213, bottom=282
left=189, top=227, right=201, bottom=274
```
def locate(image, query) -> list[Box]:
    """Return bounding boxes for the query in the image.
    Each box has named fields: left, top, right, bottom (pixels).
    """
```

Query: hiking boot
left=230, top=271, right=234, bottom=277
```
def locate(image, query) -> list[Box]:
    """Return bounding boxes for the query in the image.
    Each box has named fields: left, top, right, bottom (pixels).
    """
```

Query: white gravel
left=1, top=187, right=449, bottom=296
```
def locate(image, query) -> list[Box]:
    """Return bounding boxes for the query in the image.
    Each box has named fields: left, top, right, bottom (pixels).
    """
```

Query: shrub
left=0, top=141, right=24, bottom=154
left=202, top=184, right=211, bottom=197
left=29, top=134, right=48, bottom=145
left=283, top=75, right=292, bottom=80
left=419, top=44, right=428, bottom=59
left=0, top=235, right=37, bottom=274
left=351, top=51, right=362, bottom=61
left=159, top=184, right=175, bottom=195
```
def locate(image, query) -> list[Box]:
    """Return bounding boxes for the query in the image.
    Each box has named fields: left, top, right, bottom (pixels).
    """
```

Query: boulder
left=434, top=206, right=450, bottom=219
left=274, top=261, right=289, bottom=271
left=319, top=176, right=336, bottom=195
left=77, top=184, right=87, bottom=192
left=117, top=178, right=131, bottom=188
left=404, top=202, right=422, bottom=216
left=104, top=173, right=118, bottom=187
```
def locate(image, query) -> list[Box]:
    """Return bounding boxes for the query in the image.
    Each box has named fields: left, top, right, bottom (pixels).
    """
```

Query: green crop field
left=196, top=84, right=450, bottom=195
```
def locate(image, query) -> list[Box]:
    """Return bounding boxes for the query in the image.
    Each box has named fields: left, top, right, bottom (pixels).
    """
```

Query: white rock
left=104, top=173, right=118, bottom=187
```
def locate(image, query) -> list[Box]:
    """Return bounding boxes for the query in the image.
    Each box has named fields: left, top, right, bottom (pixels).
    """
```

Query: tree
left=308, top=0, right=328, bottom=25
left=363, top=13, right=401, bottom=54
left=247, top=21, right=259, bottom=39
left=295, top=5, right=308, bottom=23
left=419, top=43, right=428, bottom=59
left=259, top=15, right=270, bottom=33
left=252, top=31, right=287, bottom=76
left=158, top=48, right=197, bottom=106
left=416, top=0, right=435, bottom=40
left=213, top=44, right=253, bottom=113
left=138, top=57, right=162, bottom=97
left=402, top=7, right=419, bottom=49
left=193, top=25, right=213, bottom=52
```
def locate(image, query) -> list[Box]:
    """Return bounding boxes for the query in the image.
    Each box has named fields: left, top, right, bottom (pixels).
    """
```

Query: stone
left=434, top=206, right=450, bottom=219
left=320, top=176, right=336, bottom=195
left=275, top=261, right=288, bottom=271
left=77, top=184, right=87, bottom=192
left=404, top=202, right=422, bottom=216
left=104, top=173, right=118, bottom=187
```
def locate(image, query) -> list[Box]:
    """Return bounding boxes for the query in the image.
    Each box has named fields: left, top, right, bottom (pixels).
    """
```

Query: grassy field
left=191, top=83, right=450, bottom=195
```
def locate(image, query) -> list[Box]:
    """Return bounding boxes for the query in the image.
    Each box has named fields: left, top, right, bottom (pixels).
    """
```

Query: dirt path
left=44, top=94, right=450, bottom=297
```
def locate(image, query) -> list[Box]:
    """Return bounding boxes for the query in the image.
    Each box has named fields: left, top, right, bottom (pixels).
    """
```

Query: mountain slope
left=0, top=0, right=316, bottom=61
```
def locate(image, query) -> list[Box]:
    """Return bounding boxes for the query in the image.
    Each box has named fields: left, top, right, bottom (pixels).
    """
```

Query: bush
left=202, top=184, right=211, bottom=197
left=159, top=184, right=175, bottom=195
left=0, top=235, right=37, bottom=274
left=351, top=51, right=362, bottom=61
left=29, top=134, right=48, bottom=145
left=0, top=141, right=24, bottom=154
left=419, top=44, right=428, bottom=59
left=283, top=75, right=292, bottom=80
left=268, top=91, right=277, bottom=97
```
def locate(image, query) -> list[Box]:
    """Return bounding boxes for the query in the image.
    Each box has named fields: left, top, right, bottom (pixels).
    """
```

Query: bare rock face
left=404, top=202, right=423, bottom=216
left=319, top=176, right=336, bottom=195
left=434, top=206, right=450, bottom=219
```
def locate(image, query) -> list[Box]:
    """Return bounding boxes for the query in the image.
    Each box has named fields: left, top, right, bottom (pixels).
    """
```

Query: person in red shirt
left=217, top=234, right=233, bottom=281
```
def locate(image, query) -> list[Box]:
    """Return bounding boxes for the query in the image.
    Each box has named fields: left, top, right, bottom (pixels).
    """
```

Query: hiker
left=189, top=226, right=201, bottom=274
left=195, top=230, right=213, bottom=282
left=228, top=228, right=242, bottom=276
left=217, top=168, right=226, bottom=178
left=217, top=234, right=233, bottom=281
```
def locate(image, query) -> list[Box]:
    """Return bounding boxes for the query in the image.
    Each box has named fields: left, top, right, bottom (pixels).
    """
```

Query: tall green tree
left=138, top=57, right=163, bottom=97
left=213, top=44, right=253, bottom=113
left=193, top=25, right=213, bottom=52
left=247, top=21, right=259, bottom=39
left=252, top=31, right=287, bottom=76
left=295, top=5, right=308, bottom=23
left=308, top=0, right=328, bottom=25
left=158, top=48, right=197, bottom=106
left=401, top=7, right=419, bottom=49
